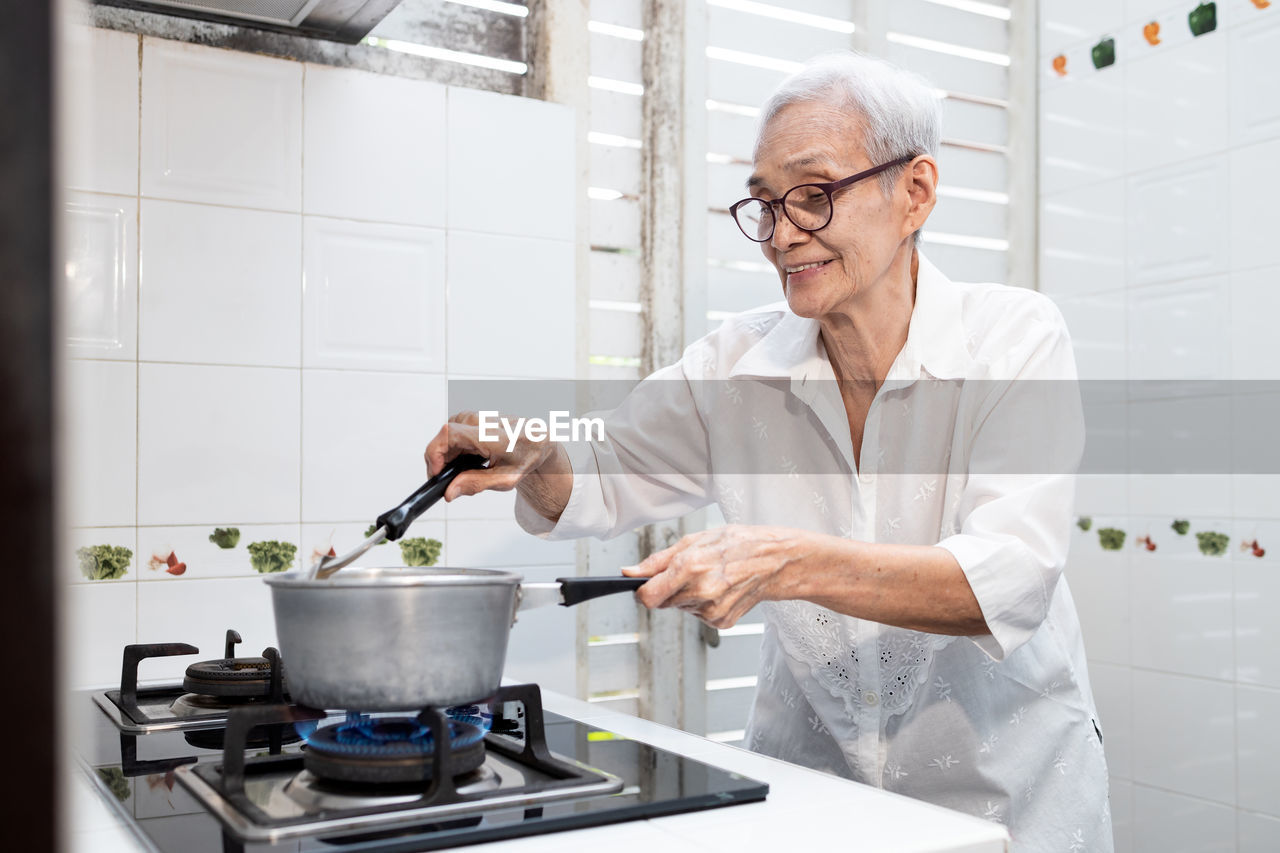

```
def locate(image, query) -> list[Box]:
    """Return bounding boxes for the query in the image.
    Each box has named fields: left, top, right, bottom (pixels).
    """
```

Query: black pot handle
left=376, top=454, right=488, bottom=541
left=556, top=576, right=647, bottom=607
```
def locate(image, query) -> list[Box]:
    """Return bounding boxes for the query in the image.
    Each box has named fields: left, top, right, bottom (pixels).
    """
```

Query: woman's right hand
left=424, top=411, right=573, bottom=521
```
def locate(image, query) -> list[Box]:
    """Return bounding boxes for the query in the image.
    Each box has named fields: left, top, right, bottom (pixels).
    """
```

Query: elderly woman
left=426, top=52, right=1110, bottom=852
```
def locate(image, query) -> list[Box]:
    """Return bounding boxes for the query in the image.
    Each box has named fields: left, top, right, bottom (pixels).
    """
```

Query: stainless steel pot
left=264, top=567, right=643, bottom=711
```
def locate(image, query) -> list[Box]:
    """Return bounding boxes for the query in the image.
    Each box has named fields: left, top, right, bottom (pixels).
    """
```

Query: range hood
left=96, top=0, right=406, bottom=44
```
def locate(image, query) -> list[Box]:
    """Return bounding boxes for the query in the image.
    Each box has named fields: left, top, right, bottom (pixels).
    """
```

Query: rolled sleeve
left=514, top=440, right=612, bottom=540
left=943, top=314, right=1084, bottom=660
left=513, top=360, right=714, bottom=542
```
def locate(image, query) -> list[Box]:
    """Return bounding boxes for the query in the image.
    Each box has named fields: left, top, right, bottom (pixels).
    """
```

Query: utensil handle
left=376, top=454, right=488, bottom=541
left=556, top=576, right=647, bottom=607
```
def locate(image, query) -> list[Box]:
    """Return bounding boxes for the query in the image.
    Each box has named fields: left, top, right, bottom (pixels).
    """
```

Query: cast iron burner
left=182, top=630, right=285, bottom=699
left=304, top=714, right=488, bottom=784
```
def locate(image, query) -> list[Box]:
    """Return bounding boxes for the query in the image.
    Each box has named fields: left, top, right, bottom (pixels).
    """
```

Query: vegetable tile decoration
left=248, top=540, right=297, bottom=574
left=1098, top=528, right=1126, bottom=551
left=1091, top=37, right=1116, bottom=70
left=399, top=537, right=442, bottom=567
left=1195, top=530, right=1229, bottom=557
left=77, top=545, right=132, bottom=580
left=1188, top=2, right=1217, bottom=35
left=209, top=527, right=241, bottom=549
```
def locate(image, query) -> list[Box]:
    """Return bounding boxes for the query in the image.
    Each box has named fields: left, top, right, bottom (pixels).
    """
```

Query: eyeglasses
left=728, top=155, right=915, bottom=243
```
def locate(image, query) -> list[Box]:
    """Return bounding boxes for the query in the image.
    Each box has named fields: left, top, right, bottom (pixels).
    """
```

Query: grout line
left=134, top=31, right=143, bottom=645
left=299, top=62, right=307, bottom=531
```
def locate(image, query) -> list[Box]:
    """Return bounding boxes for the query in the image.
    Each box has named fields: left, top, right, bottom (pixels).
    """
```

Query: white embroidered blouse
left=516, top=253, right=1112, bottom=852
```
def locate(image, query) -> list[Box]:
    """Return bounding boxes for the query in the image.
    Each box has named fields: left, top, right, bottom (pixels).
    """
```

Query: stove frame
left=177, top=683, right=624, bottom=843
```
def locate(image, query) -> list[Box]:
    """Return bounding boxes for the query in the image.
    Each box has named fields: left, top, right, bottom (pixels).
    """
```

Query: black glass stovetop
left=75, top=682, right=768, bottom=852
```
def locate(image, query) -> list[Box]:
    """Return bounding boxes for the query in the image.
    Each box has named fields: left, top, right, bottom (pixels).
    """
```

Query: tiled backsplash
left=61, top=28, right=581, bottom=694
left=1040, top=1, right=1280, bottom=849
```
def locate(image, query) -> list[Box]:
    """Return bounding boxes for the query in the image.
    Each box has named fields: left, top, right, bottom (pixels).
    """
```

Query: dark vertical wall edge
left=0, top=1, right=58, bottom=851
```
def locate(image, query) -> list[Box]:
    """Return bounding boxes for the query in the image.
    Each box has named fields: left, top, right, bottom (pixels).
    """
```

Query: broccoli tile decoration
left=1091, top=37, right=1116, bottom=70
left=77, top=545, right=132, bottom=580
left=1098, top=528, right=1126, bottom=551
left=1077, top=516, right=1093, bottom=532
left=364, top=524, right=394, bottom=544
left=1195, top=530, right=1229, bottom=557
left=1188, top=2, right=1217, bottom=36
left=399, top=537, right=443, bottom=567
left=209, top=527, right=241, bottom=549
left=248, top=540, right=297, bottom=573
left=1171, top=519, right=1190, bottom=535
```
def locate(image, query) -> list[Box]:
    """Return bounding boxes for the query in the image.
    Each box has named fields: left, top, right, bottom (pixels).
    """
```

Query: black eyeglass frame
left=729, top=155, right=916, bottom=243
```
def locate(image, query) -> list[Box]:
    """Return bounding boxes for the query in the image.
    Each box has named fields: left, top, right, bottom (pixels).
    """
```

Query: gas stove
left=76, top=630, right=769, bottom=851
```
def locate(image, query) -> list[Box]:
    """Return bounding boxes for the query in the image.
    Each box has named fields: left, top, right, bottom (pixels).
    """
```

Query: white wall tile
left=302, top=217, right=446, bottom=372
left=1126, top=277, right=1229, bottom=379
left=1090, top=663, right=1132, bottom=779
left=135, top=577, right=278, bottom=682
left=1040, top=73, right=1126, bottom=196
left=63, top=360, right=136, bottom=528
left=300, top=369, right=446, bottom=522
left=63, top=27, right=139, bottom=196
left=1237, top=685, right=1280, bottom=816
left=1124, top=35, right=1228, bottom=173
left=1231, top=392, right=1280, bottom=520
left=1111, top=777, right=1133, bottom=853
left=503, top=564, right=579, bottom=696
left=1054, top=292, right=1127, bottom=380
left=1131, top=671, right=1235, bottom=805
left=1236, top=562, right=1280, bottom=689
left=446, top=518, right=575, bottom=568
left=140, top=38, right=302, bottom=210
left=1126, top=162, right=1228, bottom=288
left=63, top=192, right=138, bottom=360
left=1040, top=180, right=1126, bottom=297
left=1229, top=268, right=1280, bottom=379
left=136, top=523, right=300, bottom=582
left=65, top=581, right=137, bottom=688
left=137, top=364, right=300, bottom=525
left=1041, top=0, right=1125, bottom=60
left=1229, top=15, right=1280, bottom=146
left=139, top=200, right=301, bottom=366
left=1067, top=548, right=1131, bottom=665
left=446, top=87, right=575, bottom=240
left=302, top=65, right=446, bottom=227
left=1132, top=784, right=1235, bottom=853
left=1230, top=143, right=1280, bottom=275
left=446, top=232, right=576, bottom=378
left=1238, top=809, right=1280, bottom=853
left=1130, top=559, right=1234, bottom=680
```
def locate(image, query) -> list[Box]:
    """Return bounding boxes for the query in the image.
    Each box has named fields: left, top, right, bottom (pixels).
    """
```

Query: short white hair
left=756, top=51, right=942, bottom=199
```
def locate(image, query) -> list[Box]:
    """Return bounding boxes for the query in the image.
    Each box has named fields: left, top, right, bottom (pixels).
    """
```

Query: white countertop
left=69, top=687, right=1009, bottom=853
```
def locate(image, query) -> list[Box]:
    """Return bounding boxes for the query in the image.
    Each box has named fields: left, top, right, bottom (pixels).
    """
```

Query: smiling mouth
left=784, top=259, right=834, bottom=274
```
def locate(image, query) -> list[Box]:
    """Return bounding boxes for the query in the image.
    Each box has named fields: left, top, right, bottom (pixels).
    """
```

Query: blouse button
left=864, top=691, right=880, bottom=706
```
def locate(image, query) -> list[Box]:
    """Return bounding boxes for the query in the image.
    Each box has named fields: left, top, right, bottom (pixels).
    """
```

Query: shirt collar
left=727, top=251, right=974, bottom=384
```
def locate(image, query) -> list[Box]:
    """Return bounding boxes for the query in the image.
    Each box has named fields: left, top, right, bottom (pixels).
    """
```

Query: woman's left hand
left=621, top=525, right=810, bottom=628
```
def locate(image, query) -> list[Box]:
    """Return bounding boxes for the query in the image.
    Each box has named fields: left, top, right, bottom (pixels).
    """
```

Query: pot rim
left=262, top=566, right=524, bottom=588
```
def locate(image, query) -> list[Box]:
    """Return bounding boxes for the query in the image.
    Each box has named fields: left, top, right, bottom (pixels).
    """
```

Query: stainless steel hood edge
left=92, top=0, right=406, bottom=45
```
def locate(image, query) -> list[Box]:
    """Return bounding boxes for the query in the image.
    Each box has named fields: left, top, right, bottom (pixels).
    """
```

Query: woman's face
left=749, top=100, right=926, bottom=319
